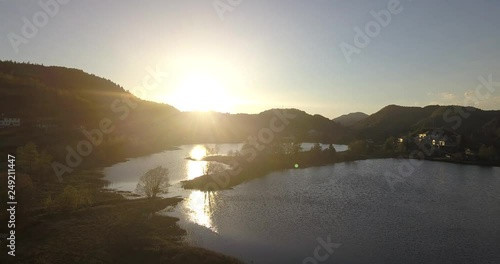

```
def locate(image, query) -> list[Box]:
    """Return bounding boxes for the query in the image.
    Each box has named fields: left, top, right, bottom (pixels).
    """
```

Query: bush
left=348, top=140, right=368, bottom=154
left=383, top=137, right=396, bottom=151
left=58, top=185, right=80, bottom=211
left=42, top=194, right=54, bottom=211
left=79, top=188, right=94, bottom=206
left=478, top=145, right=496, bottom=160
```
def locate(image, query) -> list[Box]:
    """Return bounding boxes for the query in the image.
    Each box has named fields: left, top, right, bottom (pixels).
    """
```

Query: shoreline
left=182, top=151, right=499, bottom=191
left=0, top=147, right=243, bottom=264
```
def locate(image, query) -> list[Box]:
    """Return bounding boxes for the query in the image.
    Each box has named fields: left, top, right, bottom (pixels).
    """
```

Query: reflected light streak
left=187, top=160, right=207, bottom=180
left=186, top=191, right=218, bottom=233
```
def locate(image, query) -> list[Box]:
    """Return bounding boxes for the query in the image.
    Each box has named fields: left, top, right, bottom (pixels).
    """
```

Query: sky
left=1, top=0, right=500, bottom=118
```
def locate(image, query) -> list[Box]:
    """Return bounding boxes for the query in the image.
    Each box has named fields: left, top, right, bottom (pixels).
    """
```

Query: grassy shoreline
left=0, top=166, right=242, bottom=264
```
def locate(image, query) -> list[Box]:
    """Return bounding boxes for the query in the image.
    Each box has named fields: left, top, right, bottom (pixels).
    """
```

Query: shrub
left=348, top=140, right=368, bottom=154
left=383, top=137, right=396, bottom=151
left=478, top=145, right=496, bottom=160
left=58, top=185, right=80, bottom=211
left=79, top=188, right=94, bottom=207
left=42, top=194, right=54, bottom=211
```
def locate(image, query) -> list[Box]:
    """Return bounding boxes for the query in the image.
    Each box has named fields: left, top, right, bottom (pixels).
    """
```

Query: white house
left=415, top=129, right=461, bottom=148
left=0, top=117, right=21, bottom=127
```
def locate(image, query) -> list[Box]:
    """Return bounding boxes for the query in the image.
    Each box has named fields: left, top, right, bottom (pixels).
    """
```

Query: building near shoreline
left=415, top=128, right=462, bottom=149
left=396, top=128, right=464, bottom=157
left=0, top=114, right=21, bottom=127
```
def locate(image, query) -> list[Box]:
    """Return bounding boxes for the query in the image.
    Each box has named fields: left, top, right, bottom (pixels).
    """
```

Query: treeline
left=183, top=141, right=355, bottom=190
left=0, top=142, right=101, bottom=217
left=183, top=137, right=499, bottom=191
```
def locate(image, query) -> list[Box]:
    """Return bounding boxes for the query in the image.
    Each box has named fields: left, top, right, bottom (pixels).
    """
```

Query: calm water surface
left=104, top=145, right=500, bottom=264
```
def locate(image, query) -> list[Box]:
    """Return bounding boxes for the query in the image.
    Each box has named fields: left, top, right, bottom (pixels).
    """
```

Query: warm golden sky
left=1, top=0, right=500, bottom=118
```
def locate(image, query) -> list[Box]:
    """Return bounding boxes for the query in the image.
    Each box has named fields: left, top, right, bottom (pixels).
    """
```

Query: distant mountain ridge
left=1, top=61, right=498, bottom=153
left=333, top=112, right=368, bottom=126
left=352, top=104, right=500, bottom=147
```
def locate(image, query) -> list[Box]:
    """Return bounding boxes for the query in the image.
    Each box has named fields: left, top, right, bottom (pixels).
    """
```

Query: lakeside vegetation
left=0, top=167, right=241, bottom=264
left=182, top=140, right=499, bottom=191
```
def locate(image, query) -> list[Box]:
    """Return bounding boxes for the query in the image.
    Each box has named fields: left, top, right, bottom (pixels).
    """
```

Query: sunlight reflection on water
left=184, top=145, right=217, bottom=232
left=187, top=159, right=207, bottom=180
left=186, top=191, right=218, bottom=233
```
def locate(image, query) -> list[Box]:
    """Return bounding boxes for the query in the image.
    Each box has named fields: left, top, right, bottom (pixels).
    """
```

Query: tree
left=204, top=145, right=219, bottom=156
left=328, top=144, right=337, bottom=156
left=15, top=142, right=53, bottom=180
left=383, top=137, right=396, bottom=151
left=16, top=142, right=40, bottom=174
left=203, top=162, right=224, bottom=176
left=227, top=149, right=241, bottom=157
left=279, top=141, right=302, bottom=156
left=310, top=143, right=323, bottom=154
left=291, top=142, right=302, bottom=155
left=136, top=166, right=170, bottom=198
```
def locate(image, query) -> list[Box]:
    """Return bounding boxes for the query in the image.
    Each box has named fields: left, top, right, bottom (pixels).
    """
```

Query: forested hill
left=0, top=61, right=182, bottom=163
left=0, top=60, right=179, bottom=127
left=352, top=104, right=500, bottom=147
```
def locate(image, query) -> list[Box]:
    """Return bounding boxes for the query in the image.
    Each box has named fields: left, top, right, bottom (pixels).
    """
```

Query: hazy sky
left=1, top=0, right=499, bottom=118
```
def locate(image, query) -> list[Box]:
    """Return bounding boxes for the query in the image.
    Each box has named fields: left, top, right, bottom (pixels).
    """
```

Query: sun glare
left=171, top=72, right=234, bottom=112
left=190, top=145, right=207, bottom=161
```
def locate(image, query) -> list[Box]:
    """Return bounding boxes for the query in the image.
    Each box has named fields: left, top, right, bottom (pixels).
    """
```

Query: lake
left=103, top=144, right=500, bottom=264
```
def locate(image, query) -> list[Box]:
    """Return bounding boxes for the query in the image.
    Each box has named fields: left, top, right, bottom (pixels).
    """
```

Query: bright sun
left=171, top=72, right=233, bottom=112
left=190, top=145, right=206, bottom=160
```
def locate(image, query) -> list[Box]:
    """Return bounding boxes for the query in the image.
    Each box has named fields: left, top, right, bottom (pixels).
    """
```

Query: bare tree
left=136, top=166, right=170, bottom=198
left=204, top=144, right=220, bottom=156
